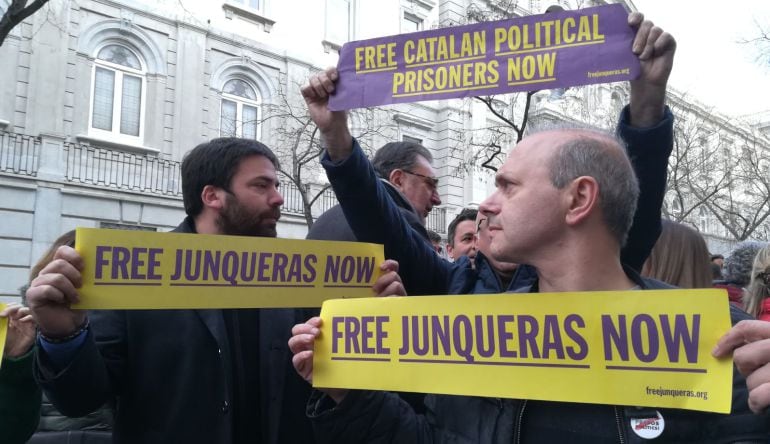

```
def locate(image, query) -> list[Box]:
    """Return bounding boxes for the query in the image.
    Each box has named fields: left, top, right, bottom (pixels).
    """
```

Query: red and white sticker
left=630, top=411, right=665, bottom=439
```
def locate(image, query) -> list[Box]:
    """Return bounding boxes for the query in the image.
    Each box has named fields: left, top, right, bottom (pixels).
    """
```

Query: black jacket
left=34, top=217, right=315, bottom=443
left=308, top=178, right=431, bottom=244
left=307, top=275, right=770, bottom=443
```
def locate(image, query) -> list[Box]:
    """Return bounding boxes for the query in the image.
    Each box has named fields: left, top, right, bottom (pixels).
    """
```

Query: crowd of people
left=4, top=9, right=770, bottom=444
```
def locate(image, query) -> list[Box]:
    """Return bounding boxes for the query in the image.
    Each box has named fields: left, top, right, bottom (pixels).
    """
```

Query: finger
left=639, top=26, right=663, bottom=61
left=318, top=71, right=336, bottom=95
left=379, top=259, right=400, bottom=273
left=292, top=350, right=314, bottom=381
left=291, top=322, right=319, bottom=337
left=713, top=320, right=770, bottom=357
left=632, top=19, right=653, bottom=55
left=53, top=246, right=84, bottom=272
left=382, top=280, right=406, bottom=297
left=306, top=316, right=323, bottom=328
left=652, top=31, right=676, bottom=57
left=0, top=303, right=22, bottom=318
left=325, top=67, right=339, bottom=82
left=30, top=273, right=80, bottom=304
left=748, top=382, right=770, bottom=414
left=6, top=305, right=30, bottom=321
left=27, top=284, right=69, bottom=308
left=38, top=258, right=83, bottom=289
left=733, top=337, right=770, bottom=377
left=19, top=314, right=35, bottom=323
left=746, top=361, right=770, bottom=392
left=372, top=271, right=395, bottom=295
left=288, top=333, right=317, bottom=354
left=16, top=307, right=31, bottom=317
left=310, top=76, right=329, bottom=100
left=373, top=271, right=403, bottom=296
left=300, top=84, right=314, bottom=100
left=627, top=12, right=643, bottom=28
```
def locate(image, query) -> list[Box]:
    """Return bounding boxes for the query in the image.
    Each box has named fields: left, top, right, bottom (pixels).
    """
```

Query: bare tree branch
left=0, top=0, right=50, bottom=46
left=256, top=74, right=395, bottom=229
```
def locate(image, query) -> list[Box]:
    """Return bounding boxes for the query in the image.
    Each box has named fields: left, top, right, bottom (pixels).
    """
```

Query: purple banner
left=329, top=4, right=639, bottom=110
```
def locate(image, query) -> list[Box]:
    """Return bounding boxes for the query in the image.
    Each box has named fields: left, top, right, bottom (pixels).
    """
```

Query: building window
left=699, top=206, right=708, bottom=233
left=90, top=44, right=146, bottom=143
left=403, top=135, right=423, bottom=144
left=100, top=222, right=157, bottom=231
left=326, top=0, right=351, bottom=44
left=671, top=199, right=682, bottom=218
left=220, top=78, right=261, bottom=139
left=402, top=12, right=423, bottom=32
left=230, top=0, right=262, bottom=11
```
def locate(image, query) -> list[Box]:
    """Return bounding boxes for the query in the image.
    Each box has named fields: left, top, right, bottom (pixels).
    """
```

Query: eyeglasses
left=402, top=170, right=439, bottom=190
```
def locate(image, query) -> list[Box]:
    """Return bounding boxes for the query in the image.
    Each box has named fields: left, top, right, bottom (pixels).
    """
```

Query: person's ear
left=389, top=169, right=406, bottom=188
left=201, top=185, right=226, bottom=211
left=564, top=176, right=599, bottom=227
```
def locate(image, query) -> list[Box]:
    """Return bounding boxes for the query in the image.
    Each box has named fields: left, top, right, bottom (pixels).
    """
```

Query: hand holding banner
left=313, top=289, right=733, bottom=413
left=75, top=228, right=385, bottom=309
left=329, top=4, right=639, bottom=110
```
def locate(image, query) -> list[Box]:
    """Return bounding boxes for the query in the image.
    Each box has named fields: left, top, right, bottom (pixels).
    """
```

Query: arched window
left=220, top=78, right=261, bottom=139
left=89, top=44, right=146, bottom=142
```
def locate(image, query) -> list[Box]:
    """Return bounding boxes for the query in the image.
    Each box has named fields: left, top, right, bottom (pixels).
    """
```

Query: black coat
left=35, top=218, right=315, bottom=443
left=308, top=179, right=430, bottom=244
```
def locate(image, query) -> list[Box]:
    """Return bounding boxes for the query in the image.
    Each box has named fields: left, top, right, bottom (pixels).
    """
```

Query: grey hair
left=372, top=141, right=434, bottom=179
left=530, top=122, right=639, bottom=246
left=725, top=241, right=766, bottom=286
left=743, top=245, right=770, bottom=318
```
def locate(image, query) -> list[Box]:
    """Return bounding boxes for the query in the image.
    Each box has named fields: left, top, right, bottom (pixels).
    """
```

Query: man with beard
left=26, top=138, right=316, bottom=443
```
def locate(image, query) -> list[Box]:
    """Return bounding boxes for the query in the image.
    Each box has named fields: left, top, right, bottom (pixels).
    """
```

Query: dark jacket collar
left=518, top=264, right=675, bottom=293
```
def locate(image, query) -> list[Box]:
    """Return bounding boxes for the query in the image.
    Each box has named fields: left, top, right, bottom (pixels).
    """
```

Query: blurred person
left=0, top=303, right=38, bottom=444
left=711, top=263, right=723, bottom=281
left=445, top=208, right=478, bottom=261
left=711, top=253, right=725, bottom=268
left=641, top=219, right=711, bottom=288
left=716, top=241, right=766, bottom=309
left=22, top=231, right=113, bottom=444
left=426, top=229, right=444, bottom=255
left=743, top=245, right=770, bottom=321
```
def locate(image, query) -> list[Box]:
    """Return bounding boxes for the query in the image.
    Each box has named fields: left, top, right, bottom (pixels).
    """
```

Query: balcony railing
left=0, top=130, right=40, bottom=176
left=281, top=180, right=306, bottom=215
left=2, top=130, right=438, bottom=231
left=427, top=207, right=447, bottom=234
left=63, top=142, right=181, bottom=196
left=280, top=181, right=338, bottom=217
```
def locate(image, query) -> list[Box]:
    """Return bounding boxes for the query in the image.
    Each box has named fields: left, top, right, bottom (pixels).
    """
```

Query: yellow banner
left=75, top=228, right=384, bottom=309
left=0, top=303, right=6, bottom=367
left=314, top=289, right=733, bottom=413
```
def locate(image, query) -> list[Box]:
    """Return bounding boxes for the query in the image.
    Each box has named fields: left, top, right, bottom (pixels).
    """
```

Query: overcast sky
left=632, top=0, right=769, bottom=117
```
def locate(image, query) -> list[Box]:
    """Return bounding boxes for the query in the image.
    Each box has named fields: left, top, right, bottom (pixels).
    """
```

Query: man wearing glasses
left=308, top=140, right=442, bottom=262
